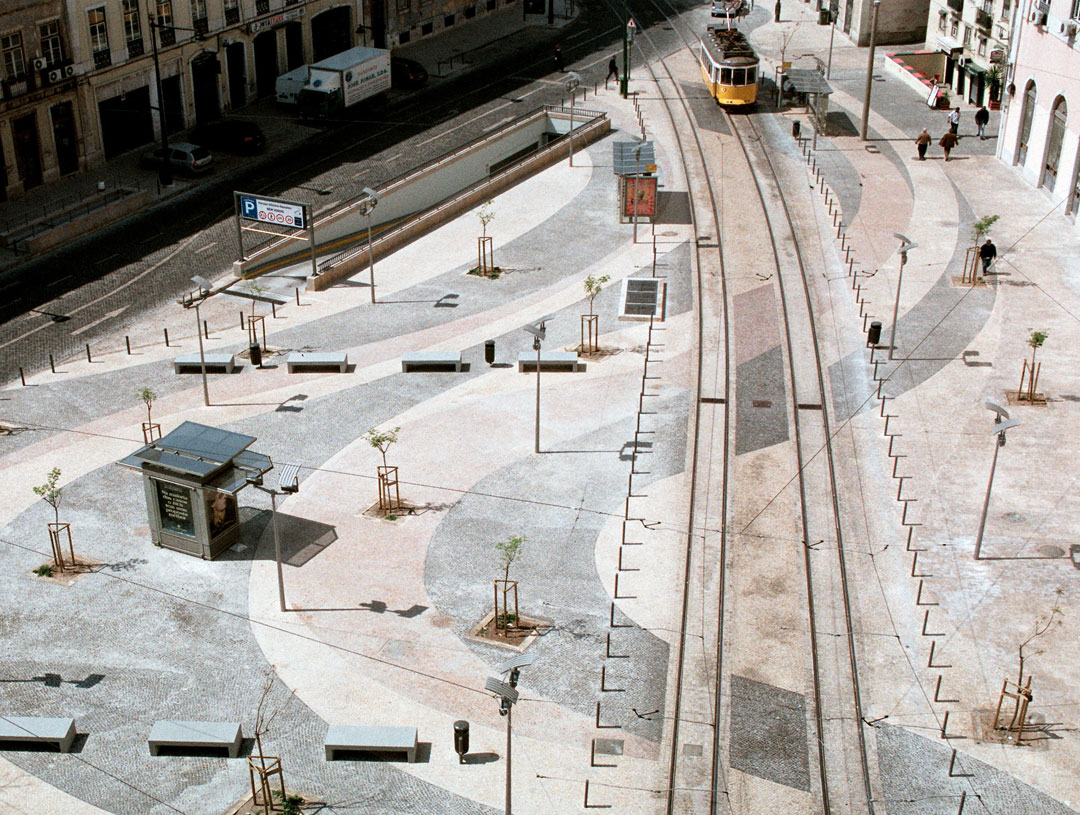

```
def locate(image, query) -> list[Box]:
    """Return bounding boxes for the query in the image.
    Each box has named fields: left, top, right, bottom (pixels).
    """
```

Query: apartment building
left=925, top=0, right=1012, bottom=106
left=998, top=0, right=1080, bottom=216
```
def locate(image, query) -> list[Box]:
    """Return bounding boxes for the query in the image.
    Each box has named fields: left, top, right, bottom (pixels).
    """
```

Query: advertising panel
left=342, top=57, right=391, bottom=108
left=206, top=491, right=238, bottom=539
left=156, top=481, right=195, bottom=538
left=622, top=176, right=658, bottom=218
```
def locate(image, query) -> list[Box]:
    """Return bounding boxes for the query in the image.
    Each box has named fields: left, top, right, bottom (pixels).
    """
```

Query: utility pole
left=148, top=16, right=173, bottom=187
left=860, top=0, right=881, bottom=141
left=620, top=5, right=630, bottom=98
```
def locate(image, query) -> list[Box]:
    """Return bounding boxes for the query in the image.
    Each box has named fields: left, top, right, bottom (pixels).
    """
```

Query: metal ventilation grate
left=619, top=278, right=666, bottom=321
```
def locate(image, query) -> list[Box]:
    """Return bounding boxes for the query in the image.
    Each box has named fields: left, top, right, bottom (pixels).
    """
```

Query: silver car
left=141, top=141, right=213, bottom=175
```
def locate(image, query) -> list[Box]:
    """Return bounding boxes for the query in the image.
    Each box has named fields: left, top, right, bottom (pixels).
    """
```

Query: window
left=191, top=0, right=208, bottom=33
left=88, top=8, right=109, bottom=53
left=950, top=19, right=959, bottom=36
left=978, top=36, right=987, bottom=55
left=747, top=66, right=757, bottom=83
left=1018, top=81, right=1036, bottom=165
left=963, top=24, right=972, bottom=45
left=224, top=0, right=240, bottom=24
left=1073, top=0, right=1080, bottom=18
left=1044, top=96, right=1067, bottom=191
left=2, top=31, right=26, bottom=78
left=398, top=0, right=411, bottom=9
left=732, top=67, right=746, bottom=85
left=123, top=0, right=142, bottom=43
left=939, top=11, right=948, bottom=30
left=720, top=67, right=732, bottom=83
left=156, top=1, right=174, bottom=27
left=39, top=20, right=63, bottom=65
left=1002, top=0, right=1012, bottom=17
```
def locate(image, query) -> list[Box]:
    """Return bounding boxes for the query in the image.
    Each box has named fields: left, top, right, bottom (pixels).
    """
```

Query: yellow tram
left=699, top=24, right=759, bottom=106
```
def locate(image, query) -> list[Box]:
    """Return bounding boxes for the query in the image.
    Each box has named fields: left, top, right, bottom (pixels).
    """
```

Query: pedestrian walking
left=975, top=105, right=990, bottom=139
left=554, top=43, right=565, bottom=73
left=606, top=56, right=619, bottom=89
left=939, top=130, right=959, bottom=161
left=916, top=128, right=932, bottom=160
left=948, top=106, right=960, bottom=135
left=979, top=238, right=997, bottom=274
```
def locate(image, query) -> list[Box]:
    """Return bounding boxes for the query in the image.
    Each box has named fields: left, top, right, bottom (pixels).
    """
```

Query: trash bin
left=867, top=321, right=882, bottom=347
left=818, top=8, right=831, bottom=24
left=249, top=343, right=262, bottom=367
left=484, top=340, right=496, bottom=365
left=792, top=120, right=801, bottom=140
left=453, top=720, right=470, bottom=763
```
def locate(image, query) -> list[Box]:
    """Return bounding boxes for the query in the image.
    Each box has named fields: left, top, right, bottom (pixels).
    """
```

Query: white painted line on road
left=70, top=306, right=127, bottom=336
left=194, top=242, right=218, bottom=254
left=46, top=275, right=73, bottom=288
left=387, top=153, right=402, bottom=163
left=482, top=116, right=515, bottom=133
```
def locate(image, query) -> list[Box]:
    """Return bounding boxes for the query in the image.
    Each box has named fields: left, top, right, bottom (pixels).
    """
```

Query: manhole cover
left=1038, top=545, right=1065, bottom=558
left=594, top=739, right=623, bottom=756
left=683, top=743, right=703, bottom=757
left=1001, top=512, right=1026, bottom=523
left=660, top=231, right=678, bottom=237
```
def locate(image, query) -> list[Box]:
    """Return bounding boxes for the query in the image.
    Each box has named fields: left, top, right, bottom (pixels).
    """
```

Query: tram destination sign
left=238, top=194, right=306, bottom=229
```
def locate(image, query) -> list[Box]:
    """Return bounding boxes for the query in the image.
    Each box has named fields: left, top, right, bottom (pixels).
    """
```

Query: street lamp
left=524, top=320, right=546, bottom=454
left=973, top=402, right=1021, bottom=560
left=621, top=12, right=634, bottom=98
left=485, top=653, right=535, bottom=815
left=826, top=8, right=837, bottom=79
left=147, top=17, right=208, bottom=187
left=246, top=462, right=301, bottom=611
left=888, top=233, right=918, bottom=360
left=358, top=187, right=380, bottom=304
left=564, top=72, right=581, bottom=167
left=860, top=0, right=881, bottom=141
left=185, top=275, right=215, bottom=406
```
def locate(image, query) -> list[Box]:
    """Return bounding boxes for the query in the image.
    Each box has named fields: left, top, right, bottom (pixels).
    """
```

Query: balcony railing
left=225, top=6, right=240, bottom=23
left=127, top=37, right=144, bottom=58
left=159, top=26, right=175, bottom=46
left=193, top=17, right=209, bottom=36
left=947, top=0, right=963, bottom=12
left=93, top=49, right=112, bottom=69
left=256, top=0, right=270, bottom=14
left=976, top=8, right=992, bottom=27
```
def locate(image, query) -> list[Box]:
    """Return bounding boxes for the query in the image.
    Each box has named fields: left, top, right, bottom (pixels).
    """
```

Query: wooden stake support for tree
left=993, top=676, right=1033, bottom=739
left=477, top=236, right=494, bottom=276
left=142, top=422, right=162, bottom=444
left=247, top=752, right=286, bottom=814
left=377, top=465, right=401, bottom=514
left=580, top=314, right=599, bottom=354
left=47, top=522, right=74, bottom=572
left=961, top=246, right=980, bottom=284
left=493, top=578, right=519, bottom=631
left=248, top=315, right=267, bottom=350
left=1017, top=359, right=1042, bottom=403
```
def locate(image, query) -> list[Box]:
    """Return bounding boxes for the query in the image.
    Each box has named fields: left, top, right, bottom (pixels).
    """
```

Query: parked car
left=141, top=142, right=213, bottom=175
left=190, top=119, right=267, bottom=154
left=391, top=57, right=428, bottom=89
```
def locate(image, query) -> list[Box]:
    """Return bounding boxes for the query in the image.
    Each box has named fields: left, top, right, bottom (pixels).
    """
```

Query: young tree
left=477, top=200, right=495, bottom=239
left=1015, top=588, right=1064, bottom=689
left=971, top=214, right=1000, bottom=246
left=33, top=468, right=63, bottom=525
left=137, top=387, right=156, bottom=426
left=496, top=534, right=525, bottom=583
left=476, top=201, right=497, bottom=276
left=1027, top=329, right=1047, bottom=373
left=243, top=278, right=270, bottom=318
left=363, top=426, right=400, bottom=469
left=584, top=274, right=611, bottom=318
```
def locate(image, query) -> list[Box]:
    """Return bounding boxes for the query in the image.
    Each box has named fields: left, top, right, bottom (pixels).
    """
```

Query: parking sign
left=238, top=194, right=305, bottom=229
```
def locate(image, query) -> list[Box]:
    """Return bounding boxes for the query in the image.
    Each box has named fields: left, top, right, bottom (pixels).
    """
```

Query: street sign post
left=234, top=192, right=317, bottom=279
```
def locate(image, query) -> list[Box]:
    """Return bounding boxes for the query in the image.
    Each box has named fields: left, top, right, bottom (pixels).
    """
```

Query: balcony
left=93, top=49, right=112, bottom=69
left=193, top=17, right=209, bottom=36
left=256, top=0, right=270, bottom=14
left=159, top=26, right=176, bottom=46
left=947, top=0, right=963, bottom=12
left=127, top=37, right=144, bottom=58
left=976, top=8, right=992, bottom=28
left=225, top=7, right=240, bottom=24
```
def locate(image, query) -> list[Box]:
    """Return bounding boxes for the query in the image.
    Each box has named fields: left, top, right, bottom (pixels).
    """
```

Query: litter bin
left=249, top=343, right=262, bottom=367
left=792, top=120, right=801, bottom=140
left=453, top=720, right=470, bottom=763
left=867, top=321, right=882, bottom=347
left=484, top=339, right=496, bottom=365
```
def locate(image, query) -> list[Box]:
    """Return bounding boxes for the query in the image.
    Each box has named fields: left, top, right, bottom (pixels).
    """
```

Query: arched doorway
left=226, top=41, right=247, bottom=111
left=253, top=30, right=278, bottom=98
left=191, top=52, right=221, bottom=125
left=1017, top=81, right=1036, bottom=166
left=1067, top=137, right=1080, bottom=216
left=1042, top=96, right=1067, bottom=191
left=285, top=22, right=304, bottom=70
left=311, top=7, right=352, bottom=62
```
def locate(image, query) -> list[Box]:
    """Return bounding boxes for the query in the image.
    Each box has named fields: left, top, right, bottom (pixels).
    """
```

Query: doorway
left=285, top=22, right=304, bottom=70
left=99, top=86, right=154, bottom=157
left=254, top=30, right=278, bottom=98
left=51, top=101, right=79, bottom=175
left=191, top=53, right=221, bottom=125
left=227, top=41, right=246, bottom=110
left=12, top=114, right=43, bottom=190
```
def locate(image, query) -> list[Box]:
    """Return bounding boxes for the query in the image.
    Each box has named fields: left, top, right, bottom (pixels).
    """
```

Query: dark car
left=140, top=142, right=213, bottom=175
left=190, top=119, right=267, bottom=154
left=391, top=57, right=429, bottom=89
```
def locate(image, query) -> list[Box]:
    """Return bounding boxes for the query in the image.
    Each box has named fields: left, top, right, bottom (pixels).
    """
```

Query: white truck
left=298, top=46, right=391, bottom=118
left=275, top=65, right=309, bottom=106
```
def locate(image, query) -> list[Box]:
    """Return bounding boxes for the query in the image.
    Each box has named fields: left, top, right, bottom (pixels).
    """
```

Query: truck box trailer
left=275, top=65, right=310, bottom=106
left=298, top=46, right=391, bottom=118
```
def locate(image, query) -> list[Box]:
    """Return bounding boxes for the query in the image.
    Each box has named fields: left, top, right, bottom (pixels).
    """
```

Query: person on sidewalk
left=948, top=106, right=961, bottom=135
left=606, top=56, right=618, bottom=88
left=554, top=44, right=565, bottom=73
left=979, top=238, right=997, bottom=274
left=916, top=128, right=932, bottom=160
left=939, top=129, right=959, bottom=160
left=975, top=105, right=990, bottom=139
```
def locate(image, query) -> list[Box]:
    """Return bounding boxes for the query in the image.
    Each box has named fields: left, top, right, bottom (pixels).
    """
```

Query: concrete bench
left=517, top=351, right=581, bottom=372
left=325, top=725, right=417, bottom=762
left=148, top=720, right=242, bottom=758
left=173, top=353, right=237, bottom=374
left=0, top=717, right=76, bottom=753
left=401, top=351, right=462, bottom=372
left=287, top=351, right=349, bottom=373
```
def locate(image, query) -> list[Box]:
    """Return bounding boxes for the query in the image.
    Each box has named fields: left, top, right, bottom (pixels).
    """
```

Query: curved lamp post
left=973, top=401, right=1021, bottom=560
left=485, top=653, right=535, bottom=815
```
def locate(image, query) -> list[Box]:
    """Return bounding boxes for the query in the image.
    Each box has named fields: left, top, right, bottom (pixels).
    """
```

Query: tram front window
left=720, top=67, right=732, bottom=84
left=747, top=67, right=757, bottom=84
left=732, top=68, right=746, bottom=85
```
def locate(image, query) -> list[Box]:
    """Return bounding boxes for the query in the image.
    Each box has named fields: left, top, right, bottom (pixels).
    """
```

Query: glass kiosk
left=119, top=421, right=272, bottom=559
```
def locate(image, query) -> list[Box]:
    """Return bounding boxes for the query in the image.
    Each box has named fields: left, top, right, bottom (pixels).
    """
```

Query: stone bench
left=517, top=351, right=581, bottom=372
left=148, top=720, right=242, bottom=758
left=0, top=716, right=76, bottom=753
left=401, top=351, right=462, bottom=372
left=287, top=351, right=349, bottom=373
left=173, top=353, right=237, bottom=374
left=324, top=725, right=417, bottom=762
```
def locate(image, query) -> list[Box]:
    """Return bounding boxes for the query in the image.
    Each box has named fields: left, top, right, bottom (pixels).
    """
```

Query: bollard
left=86, top=344, right=92, bottom=363
left=164, top=328, right=170, bottom=347
left=453, top=720, right=470, bottom=764
left=295, top=288, right=301, bottom=306
left=49, top=354, right=55, bottom=373
left=19, top=367, right=26, bottom=386
left=203, top=320, right=209, bottom=339
left=126, top=335, right=132, bottom=354
left=867, top=321, right=882, bottom=346
left=240, top=311, right=245, bottom=331
left=271, top=302, right=277, bottom=318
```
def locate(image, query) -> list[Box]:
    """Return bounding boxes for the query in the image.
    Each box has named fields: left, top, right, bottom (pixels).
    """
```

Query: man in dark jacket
left=975, top=106, right=990, bottom=139
left=979, top=238, right=997, bottom=274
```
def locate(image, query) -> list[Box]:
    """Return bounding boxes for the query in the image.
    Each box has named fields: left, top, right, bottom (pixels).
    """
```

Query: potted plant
left=937, top=89, right=951, bottom=110
left=987, top=65, right=1003, bottom=110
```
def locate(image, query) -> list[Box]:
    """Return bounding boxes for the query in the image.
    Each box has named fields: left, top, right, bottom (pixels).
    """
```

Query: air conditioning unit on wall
left=1062, top=21, right=1078, bottom=38
left=33, top=57, right=47, bottom=70
left=45, top=65, right=74, bottom=84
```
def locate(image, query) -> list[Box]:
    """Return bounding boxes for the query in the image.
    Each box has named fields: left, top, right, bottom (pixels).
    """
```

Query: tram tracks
left=618, top=7, right=875, bottom=813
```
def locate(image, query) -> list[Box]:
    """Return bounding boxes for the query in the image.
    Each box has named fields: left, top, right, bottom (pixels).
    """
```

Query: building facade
left=997, top=0, right=1080, bottom=217
left=924, top=0, right=1012, bottom=106
left=0, top=0, right=79, bottom=200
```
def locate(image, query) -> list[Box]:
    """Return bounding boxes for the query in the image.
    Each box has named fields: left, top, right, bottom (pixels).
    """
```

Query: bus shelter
left=612, top=140, right=658, bottom=224
left=782, top=69, right=833, bottom=136
left=118, top=421, right=272, bottom=560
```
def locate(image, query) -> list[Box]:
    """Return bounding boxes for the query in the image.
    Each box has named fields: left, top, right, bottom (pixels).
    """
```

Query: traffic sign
left=238, top=194, right=306, bottom=229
